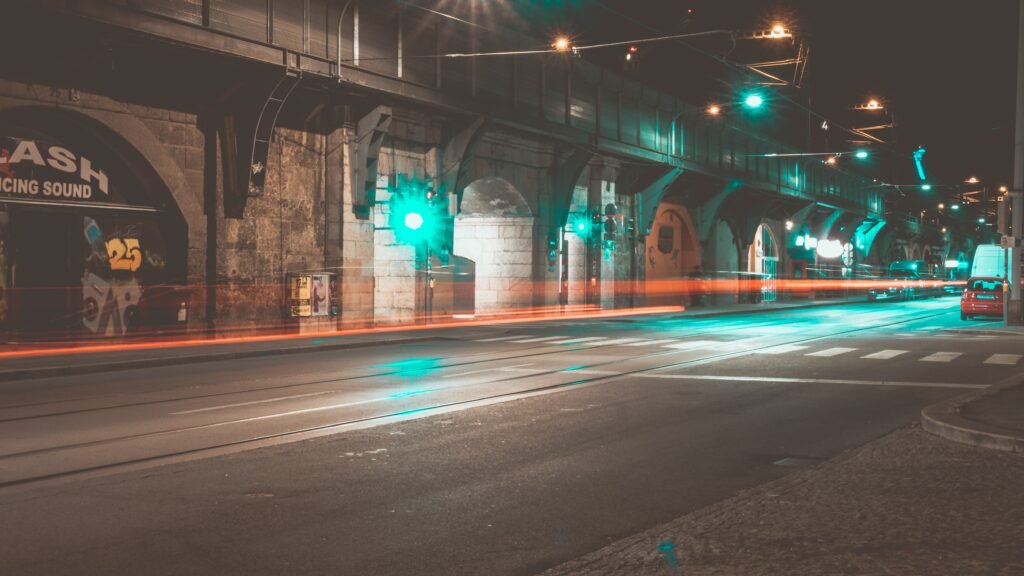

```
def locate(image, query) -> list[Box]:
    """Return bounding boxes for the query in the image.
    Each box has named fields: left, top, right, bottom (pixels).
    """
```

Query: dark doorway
left=10, top=210, right=80, bottom=339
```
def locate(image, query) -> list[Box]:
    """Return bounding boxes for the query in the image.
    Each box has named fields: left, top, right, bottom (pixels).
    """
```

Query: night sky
left=516, top=0, right=1020, bottom=202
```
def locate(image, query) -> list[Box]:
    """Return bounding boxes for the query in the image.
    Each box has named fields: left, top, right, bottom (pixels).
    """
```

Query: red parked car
left=960, top=277, right=1005, bottom=320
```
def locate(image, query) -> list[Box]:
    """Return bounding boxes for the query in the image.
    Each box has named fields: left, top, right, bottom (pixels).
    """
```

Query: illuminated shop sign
left=0, top=137, right=110, bottom=201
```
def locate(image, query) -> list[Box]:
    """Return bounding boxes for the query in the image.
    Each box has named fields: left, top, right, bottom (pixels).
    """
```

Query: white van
left=970, top=245, right=1006, bottom=279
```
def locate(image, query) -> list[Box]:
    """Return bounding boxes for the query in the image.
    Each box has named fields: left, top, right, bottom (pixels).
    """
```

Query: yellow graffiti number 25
left=106, top=238, right=143, bottom=272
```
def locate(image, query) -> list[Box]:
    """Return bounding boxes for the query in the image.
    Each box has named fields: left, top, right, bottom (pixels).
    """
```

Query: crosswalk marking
left=754, top=344, right=809, bottom=355
left=510, top=336, right=566, bottom=343
left=474, top=336, right=520, bottom=342
left=625, top=339, right=678, bottom=347
left=984, top=354, right=1022, bottom=365
left=806, top=347, right=858, bottom=358
left=547, top=337, right=608, bottom=345
left=663, top=340, right=722, bottom=351
left=862, top=349, right=908, bottom=360
left=920, top=352, right=962, bottom=363
left=581, top=338, right=644, bottom=346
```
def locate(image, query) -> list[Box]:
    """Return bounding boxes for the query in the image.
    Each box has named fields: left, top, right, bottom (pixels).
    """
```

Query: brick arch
left=0, top=103, right=196, bottom=282
left=453, top=177, right=535, bottom=315
left=0, top=103, right=201, bottom=239
left=645, top=199, right=700, bottom=306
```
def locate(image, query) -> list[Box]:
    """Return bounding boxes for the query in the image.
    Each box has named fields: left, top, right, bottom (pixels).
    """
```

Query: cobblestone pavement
left=540, top=426, right=1024, bottom=576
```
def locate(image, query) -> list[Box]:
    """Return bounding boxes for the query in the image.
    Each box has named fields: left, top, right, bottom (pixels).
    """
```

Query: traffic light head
left=389, top=176, right=444, bottom=247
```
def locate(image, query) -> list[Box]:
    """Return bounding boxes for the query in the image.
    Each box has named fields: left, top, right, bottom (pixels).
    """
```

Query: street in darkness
left=2, top=1, right=1024, bottom=574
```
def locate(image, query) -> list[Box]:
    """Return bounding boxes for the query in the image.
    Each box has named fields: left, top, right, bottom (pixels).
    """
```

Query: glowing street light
left=825, top=156, right=838, bottom=166
left=552, top=36, right=572, bottom=52
left=966, top=176, right=980, bottom=184
left=768, top=23, right=792, bottom=39
left=938, top=203, right=945, bottom=209
left=1000, top=185, right=1009, bottom=193
left=707, top=104, right=721, bottom=116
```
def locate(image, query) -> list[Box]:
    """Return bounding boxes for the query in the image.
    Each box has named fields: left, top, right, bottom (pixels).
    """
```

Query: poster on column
left=311, top=273, right=330, bottom=317
left=288, top=275, right=312, bottom=317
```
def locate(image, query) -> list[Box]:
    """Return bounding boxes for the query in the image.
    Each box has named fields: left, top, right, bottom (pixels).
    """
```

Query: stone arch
left=452, top=177, right=535, bottom=314
left=910, top=243, right=923, bottom=261
left=706, top=218, right=741, bottom=305
left=0, top=102, right=201, bottom=240
left=0, top=104, right=193, bottom=337
left=747, top=223, right=780, bottom=302
left=645, top=198, right=700, bottom=306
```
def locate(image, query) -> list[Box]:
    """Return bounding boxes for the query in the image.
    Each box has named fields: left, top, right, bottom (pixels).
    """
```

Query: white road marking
left=442, top=363, right=535, bottom=378
left=984, top=354, right=1022, bottom=365
left=806, top=347, right=858, bottom=357
left=920, top=352, right=962, bottom=363
left=636, top=373, right=985, bottom=389
left=861, top=349, right=908, bottom=360
left=547, top=337, right=608, bottom=345
left=509, top=336, right=565, bottom=343
left=565, top=369, right=619, bottom=375
left=581, top=338, right=644, bottom=346
left=625, top=339, right=679, bottom=347
left=753, top=344, right=809, bottom=355
left=474, top=336, right=520, bottom=342
left=663, top=340, right=722, bottom=351
left=171, top=390, right=338, bottom=415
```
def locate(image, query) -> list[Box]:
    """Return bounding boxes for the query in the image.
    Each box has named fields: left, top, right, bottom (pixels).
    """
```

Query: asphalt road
left=1, top=297, right=1021, bottom=575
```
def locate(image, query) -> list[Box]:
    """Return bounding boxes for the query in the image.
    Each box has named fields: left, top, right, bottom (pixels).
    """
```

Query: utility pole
left=1009, top=0, right=1024, bottom=325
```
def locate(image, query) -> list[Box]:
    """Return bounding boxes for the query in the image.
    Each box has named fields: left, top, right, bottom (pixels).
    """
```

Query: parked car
left=960, top=276, right=1005, bottom=320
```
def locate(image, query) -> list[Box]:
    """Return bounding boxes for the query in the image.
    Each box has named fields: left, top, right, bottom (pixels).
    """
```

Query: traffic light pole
left=1008, top=0, right=1024, bottom=325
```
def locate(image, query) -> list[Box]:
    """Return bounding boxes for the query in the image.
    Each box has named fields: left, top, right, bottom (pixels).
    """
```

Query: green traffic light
left=854, top=150, right=869, bottom=159
left=388, top=175, right=444, bottom=247
left=921, top=184, right=932, bottom=191
left=744, top=94, right=764, bottom=108
left=404, top=212, right=424, bottom=231
left=951, top=204, right=960, bottom=211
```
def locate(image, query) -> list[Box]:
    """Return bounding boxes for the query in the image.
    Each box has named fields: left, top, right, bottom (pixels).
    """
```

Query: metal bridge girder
left=219, top=69, right=302, bottom=218
left=350, top=105, right=393, bottom=220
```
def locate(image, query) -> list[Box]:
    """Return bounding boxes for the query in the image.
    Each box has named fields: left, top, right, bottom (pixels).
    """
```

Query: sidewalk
left=922, top=375, right=1024, bottom=453
left=539, top=425, right=1024, bottom=576
left=0, top=296, right=871, bottom=382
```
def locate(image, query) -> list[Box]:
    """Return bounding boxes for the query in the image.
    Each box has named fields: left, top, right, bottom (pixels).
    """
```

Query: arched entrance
left=645, top=200, right=700, bottom=306
left=0, top=107, right=187, bottom=340
left=452, top=177, right=534, bottom=314
left=747, top=223, right=779, bottom=303
left=708, top=220, right=740, bottom=305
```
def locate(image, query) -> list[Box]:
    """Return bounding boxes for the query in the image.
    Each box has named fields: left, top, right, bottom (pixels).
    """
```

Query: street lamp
left=707, top=104, right=722, bottom=116
left=552, top=36, right=572, bottom=52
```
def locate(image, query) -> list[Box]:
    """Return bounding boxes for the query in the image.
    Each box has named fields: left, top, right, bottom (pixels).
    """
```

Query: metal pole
left=1008, top=0, right=1024, bottom=325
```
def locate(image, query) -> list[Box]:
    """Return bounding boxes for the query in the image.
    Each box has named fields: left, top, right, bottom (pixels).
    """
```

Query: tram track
left=0, top=305, right=955, bottom=489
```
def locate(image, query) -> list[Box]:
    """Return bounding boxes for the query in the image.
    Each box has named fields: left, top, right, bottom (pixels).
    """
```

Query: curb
left=0, top=336, right=442, bottom=383
left=921, top=374, right=1024, bottom=453
left=675, top=297, right=875, bottom=320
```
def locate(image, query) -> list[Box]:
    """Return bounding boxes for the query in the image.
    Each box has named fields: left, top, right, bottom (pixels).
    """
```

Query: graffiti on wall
left=81, top=216, right=166, bottom=337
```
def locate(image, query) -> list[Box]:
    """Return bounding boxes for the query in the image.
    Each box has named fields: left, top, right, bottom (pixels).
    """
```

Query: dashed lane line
left=635, top=373, right=986, bottom=390
left=920, top=352, right=962, bottom=363
left=984, top=354, right=1023, bottom=365
left=861, top=349, right=909, bottom=360
left=805, top=347, right=858, bottom=358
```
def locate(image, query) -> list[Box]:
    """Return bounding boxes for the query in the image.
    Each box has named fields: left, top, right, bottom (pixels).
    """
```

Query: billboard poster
left=311, top=273, right=330, bottom=317
left=288, top=275, right=312, bottom=317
